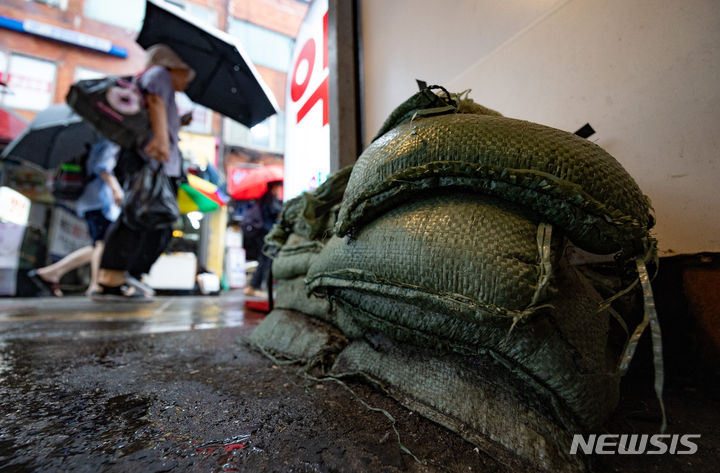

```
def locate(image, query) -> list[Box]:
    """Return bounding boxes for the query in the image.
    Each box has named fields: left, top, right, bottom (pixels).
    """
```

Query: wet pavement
left=1, top=293, right=719, bottom=472
left=0, top=294, right=511, bottom=473
left=0, top=294, right=262, bottom=340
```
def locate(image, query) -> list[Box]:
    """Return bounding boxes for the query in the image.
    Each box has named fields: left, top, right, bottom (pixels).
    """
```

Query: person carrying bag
left=91, top=44, right=195, bottom=301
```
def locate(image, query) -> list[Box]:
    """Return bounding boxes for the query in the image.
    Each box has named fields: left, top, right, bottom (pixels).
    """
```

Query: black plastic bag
left=122, top=164, right=180, bottom=230
left=67, top=76, right=151, bottom=149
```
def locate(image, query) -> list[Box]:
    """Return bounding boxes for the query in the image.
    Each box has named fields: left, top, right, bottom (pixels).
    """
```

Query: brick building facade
left=0, top=0, right=308, bottom=151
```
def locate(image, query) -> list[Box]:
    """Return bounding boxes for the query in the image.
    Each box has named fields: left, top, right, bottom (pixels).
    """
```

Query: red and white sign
left=0, top=186, right=31, bottom=226
left=283, top=0, right=330, bottom=200
left=0, top=53, right=56, bottom=112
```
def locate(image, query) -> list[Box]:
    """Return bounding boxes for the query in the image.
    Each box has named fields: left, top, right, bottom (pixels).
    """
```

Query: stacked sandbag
left=266, top=166, right=352, bottom=321
left=250, top=87, right=657, bottom=471
left=247, top=167, right=352, bottom=360
left=307, top=193, right=619, bottom=430
left=302, top=88, right=656, bottom=468
left=336, top=88, right=654, bottom=257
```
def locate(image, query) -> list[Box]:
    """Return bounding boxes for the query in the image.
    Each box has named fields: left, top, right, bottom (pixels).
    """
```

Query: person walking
left=243, top=181, right=283, bottom=298
left=28, top=139, right=122, bottom=296
left=93, top=44, right=195, bottom=301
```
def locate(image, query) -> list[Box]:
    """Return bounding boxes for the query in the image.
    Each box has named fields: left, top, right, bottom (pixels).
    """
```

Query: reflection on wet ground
left=0, top=293, right=276, bottom=472
left=0, top=292, right=265, bottom=340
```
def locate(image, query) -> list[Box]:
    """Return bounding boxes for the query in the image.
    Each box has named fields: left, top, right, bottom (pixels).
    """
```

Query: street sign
left=0, top=186, right=31, bottom=226
left=283, top=0, right=330, bottom=200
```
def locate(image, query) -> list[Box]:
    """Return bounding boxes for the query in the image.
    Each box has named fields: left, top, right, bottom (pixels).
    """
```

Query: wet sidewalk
left=0, top=293, right=265, bottom=340
left=0, top=294, right=509, bottom=473
left=1, top=293, right=718, bottom=472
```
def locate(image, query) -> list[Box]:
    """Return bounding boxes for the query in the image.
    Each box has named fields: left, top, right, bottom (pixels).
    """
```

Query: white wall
left=361, top=0, right=720, bottom=255
left=360, top=0, right=566, bottom=138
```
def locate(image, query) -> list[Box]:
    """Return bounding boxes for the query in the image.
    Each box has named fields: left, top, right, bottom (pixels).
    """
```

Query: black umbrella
left=136, top=0, right=279, bottom=128
left=0, top=104, right=100, bottom=169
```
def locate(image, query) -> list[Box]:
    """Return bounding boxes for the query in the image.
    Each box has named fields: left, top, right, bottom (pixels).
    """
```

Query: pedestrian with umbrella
left=90, top=0, right=278, bottom=300
left=27, top=139, right=123, bottom=296
left=93, top=44, right=196, bottom=301
left=136, top=0, right=278, bottom=129
left=0, top=105, right=122, bottom=297
left=242, top=180, right=283, bottom=298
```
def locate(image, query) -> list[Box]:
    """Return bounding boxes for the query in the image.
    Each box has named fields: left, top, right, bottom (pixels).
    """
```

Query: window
left=26, top=0, right=68, bottom=10
left=0, top=54, right=57, bottom=111
left=83, top=0, right=217, bottom=32
left=223, top=112, right=285, bottom=154
left=0, top=51, right=7, bottom=85
left=165, top=0, right=218, bottom=28
left=228, top=19, right=294, bottom=72
left=83, top=0, right=145, bottom=31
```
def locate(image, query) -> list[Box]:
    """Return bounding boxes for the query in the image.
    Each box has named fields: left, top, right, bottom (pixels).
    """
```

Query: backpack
left=66, top=75, right=152, bottom=149
left=242, top=202, right=265, bottom=238
left=51, top=145, right=91, bottom=201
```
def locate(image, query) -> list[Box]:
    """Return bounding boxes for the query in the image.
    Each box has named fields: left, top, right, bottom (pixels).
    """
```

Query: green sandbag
left=247, top=308, right=346, bottom=363
left=321, top=263, right=619, bottom=430
left=271, top=233, right=325, bottom=280
left=308, top=194, right=619, bottom=429
left=309, top=193, right=560, bottom=320
left=332, top=337, right=586, bottom=473
left=274, top=276, right=330, bottom=321
left=336, top=90, right=653, bottom=257
left=264, top=166, right=352, bottom=257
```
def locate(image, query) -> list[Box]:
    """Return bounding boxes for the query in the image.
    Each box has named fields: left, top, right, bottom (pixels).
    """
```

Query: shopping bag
left=122, top=164, right=180, bottom=230
left=67, top=76, right=151, bottom=149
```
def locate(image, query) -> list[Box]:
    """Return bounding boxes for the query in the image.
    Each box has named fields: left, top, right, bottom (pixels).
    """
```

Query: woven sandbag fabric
left=271, top=233, right=325, bottom=281
left=309, top=193, right=559, bottom=320
left=331, top=338, right=586, bottom=473
left=263, top=166, right=353, bottom=321
left=274, top=277, right=330, bottom=321
left=336, top=92, right=654, bottom=257
left=264, top=165, right=353, bottom=258
left=307, top=193, right=619, bottom=429
left=247, top=309, right=346, bottom=363
left=316, top=264, right=619, bottom=430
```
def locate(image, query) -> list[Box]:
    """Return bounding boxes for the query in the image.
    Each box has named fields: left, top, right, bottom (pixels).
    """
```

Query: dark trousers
left=100, top=148, right=175, bottom=278
left=249, top=250, right=271, bottom=290
left=100, top=217, right=172, bottom=277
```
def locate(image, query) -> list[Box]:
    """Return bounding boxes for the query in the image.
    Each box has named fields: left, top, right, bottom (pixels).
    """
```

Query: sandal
left=124, top=273, right=156, bottom=297
left=27, top=269, right=63, bottom=297
left=90, top=283, right=154, bottom=302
